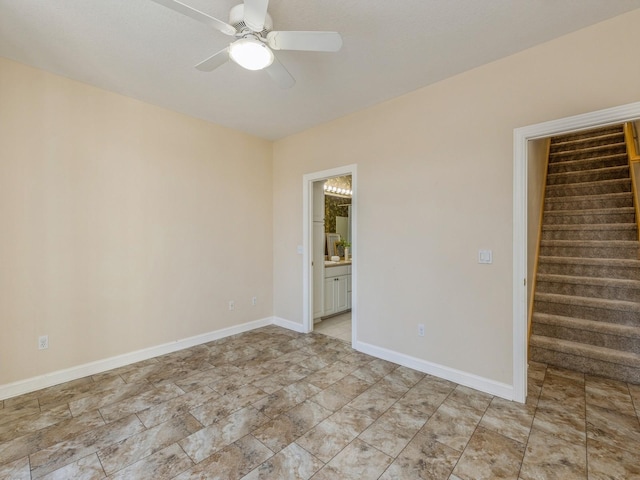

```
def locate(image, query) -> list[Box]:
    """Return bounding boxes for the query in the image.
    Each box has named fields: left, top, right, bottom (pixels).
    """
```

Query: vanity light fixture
left=323, top=184, right=352, bottom=197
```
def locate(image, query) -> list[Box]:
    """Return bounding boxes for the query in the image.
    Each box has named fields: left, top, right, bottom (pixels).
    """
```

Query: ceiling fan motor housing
left=229, top=4, right=273, bottom=35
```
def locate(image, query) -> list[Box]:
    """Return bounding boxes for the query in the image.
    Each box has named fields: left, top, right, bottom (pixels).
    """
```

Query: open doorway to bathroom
left=302, top=165, right=357, bottom=344
left=314, top=175, right=353, bottom=342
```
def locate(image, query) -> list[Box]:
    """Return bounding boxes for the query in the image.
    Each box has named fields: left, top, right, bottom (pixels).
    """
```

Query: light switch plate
left=478, top=249, right=493, bottom=264
left=297, top=245, right=303, bottom=254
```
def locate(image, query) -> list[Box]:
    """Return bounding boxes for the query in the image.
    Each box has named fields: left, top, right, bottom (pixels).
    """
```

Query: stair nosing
left=540, top=239, right=639, bottom=247
left=532, top=313, right=640, bottom=338
left=530, top=335, right=640, bottom=368
left=546, top=165, right=629, bottom=178
left=538, top=256, right=640, bottom=267
left=543, top=223, right=636, bottom=231
left=547, top=153, right=628, bottom=168
left=534, top=292, right=640, bottom=312
left=551, top=131, right=623, bottom=147
left=546, top=178, right=630, bottom=189
left=536, top=273, right=640, bottom=289
left=544, top=192, right=632, bottom=204
left=543, top=207, right=634, bottom=216
left=548, top=142, right=627, bottom=156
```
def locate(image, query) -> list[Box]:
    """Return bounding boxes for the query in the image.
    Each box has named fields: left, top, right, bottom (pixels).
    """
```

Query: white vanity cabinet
left=323, top=265, right=351, bottom=317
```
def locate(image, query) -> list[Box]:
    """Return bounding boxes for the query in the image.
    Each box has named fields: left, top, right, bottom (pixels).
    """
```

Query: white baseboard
left=272, top=316, right=307, bottom=333
left=1, top=317, right=514, bottom=403
left=0, top=317, right=273, bottom=401
left=354, top=340, right=514, bottom=401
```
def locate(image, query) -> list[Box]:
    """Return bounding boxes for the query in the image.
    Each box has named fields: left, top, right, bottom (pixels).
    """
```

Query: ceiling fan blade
left=195, top=47, right=229, bottom=72
left=267, top=31, right=343, bottom=52
left=243, top=0, right=269, bottom=32
left=265, top=56, right=295, bottom=89
left=150, top=0, right=236, bottom=36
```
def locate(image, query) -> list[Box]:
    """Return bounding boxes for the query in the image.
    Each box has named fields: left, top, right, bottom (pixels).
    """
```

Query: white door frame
left=512, top=101, right=640, bottom=403
left=302, top=164, right=357, bottom=342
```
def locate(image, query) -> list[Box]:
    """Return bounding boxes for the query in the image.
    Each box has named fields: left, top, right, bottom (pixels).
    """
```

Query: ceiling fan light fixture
left=229, top=37, right=274, bottom=70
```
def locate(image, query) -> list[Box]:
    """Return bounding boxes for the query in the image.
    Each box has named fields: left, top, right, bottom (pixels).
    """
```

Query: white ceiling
left=1, top=1, right=639, bottom=140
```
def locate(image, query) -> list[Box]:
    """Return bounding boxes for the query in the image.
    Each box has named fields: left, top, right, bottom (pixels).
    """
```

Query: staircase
left=529, top=124, right=640, bottom=383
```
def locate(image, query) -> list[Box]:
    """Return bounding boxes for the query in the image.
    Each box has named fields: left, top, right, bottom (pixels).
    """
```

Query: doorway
left=513, top=101, right=640, bottom=403
left=302, top=164, right=357, bottom=343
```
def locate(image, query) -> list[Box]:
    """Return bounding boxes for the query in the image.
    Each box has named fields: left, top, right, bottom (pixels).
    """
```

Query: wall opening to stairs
left=512, top=101, right=640, bottom=403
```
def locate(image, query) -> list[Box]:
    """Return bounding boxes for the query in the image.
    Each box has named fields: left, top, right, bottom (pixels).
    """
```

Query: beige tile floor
left=314, top=312, right=352, bottom=342
left=1, top=325, right=639, bottom=479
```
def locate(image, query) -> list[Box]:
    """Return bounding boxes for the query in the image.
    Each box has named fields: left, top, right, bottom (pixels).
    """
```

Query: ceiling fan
left=151, top=0, right=343, bottom=88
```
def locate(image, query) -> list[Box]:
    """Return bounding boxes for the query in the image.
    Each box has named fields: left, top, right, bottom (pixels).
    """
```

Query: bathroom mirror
left=326, top=233, right=341, bottom=257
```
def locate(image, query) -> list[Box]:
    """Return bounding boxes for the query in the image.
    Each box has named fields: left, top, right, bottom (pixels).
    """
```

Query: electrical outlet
left=252, top=296, right=257, bottom=306
left=228, top=300, right=235, bottom=311
left=418, top=324, right=425, bottom=337
left=38, top=335, right=49, bottom=350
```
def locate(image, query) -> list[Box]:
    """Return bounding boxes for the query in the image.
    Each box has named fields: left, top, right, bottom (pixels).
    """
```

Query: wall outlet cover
left=478, top=249, right=493, bottom=264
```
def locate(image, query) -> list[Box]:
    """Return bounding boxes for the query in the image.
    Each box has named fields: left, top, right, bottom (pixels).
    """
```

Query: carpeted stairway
left=529, top=124, right=640, bottom=383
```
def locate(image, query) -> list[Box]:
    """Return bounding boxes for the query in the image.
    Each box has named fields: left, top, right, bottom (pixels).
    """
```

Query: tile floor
left=313, top=312, right=352, bottom=342
left=1, top=325, right=639, bottom=479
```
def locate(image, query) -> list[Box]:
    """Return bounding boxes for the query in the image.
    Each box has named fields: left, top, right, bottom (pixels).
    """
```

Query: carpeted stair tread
left=551, top=137, right=624, bottom=151
left=529, top=335, right=640, bottom=369
left=538, top=255, right=640, bottom=268
left=544, top=192, right=633, bottom=211
left=545, top=178, right=631, bottom=197
left=547, top=154, right=628, bottom=173
left=534, top=292, right=640, bottom=313
left=536, top=273, right=640, bottom=290
left=543, top=223, right=636, bottom=231
left=532, top=313, right=640, bottom=339
left=551, top=130, right=623, bottom=147
left=552, top=126, right=623, bottom=143
left=541, top=223, right=638, bottom=241
left=545, top=192, right=632, bottom=204
left=537, top=256, right=640, bottom=279
left=549, top=141, right=626, bottom=157
left=547, top=169, right=630, bottom=186
left=543, top=207, right=634, bottom=217
left=540, top=239, right=638, bottom=247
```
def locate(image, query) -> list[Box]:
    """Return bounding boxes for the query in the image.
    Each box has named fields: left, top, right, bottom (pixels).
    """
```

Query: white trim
left=512, top=101, right=640, bottom=403
left=302, top=165, right=357, bottom=343
left=355, top=340, right=514, bottom=400
left=272, top=316, right=306, bottom=333
left=0, top=317, right=272, bottom=401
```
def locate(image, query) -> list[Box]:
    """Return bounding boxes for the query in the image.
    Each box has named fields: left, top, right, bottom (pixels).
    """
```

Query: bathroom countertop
left=324, top=259, right=352, bottom=267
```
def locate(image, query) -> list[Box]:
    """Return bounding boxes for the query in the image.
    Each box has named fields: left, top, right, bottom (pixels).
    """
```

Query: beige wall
left=527, top=139, right=550, bottom=322
left=0, top=58, right=273, bottom=386
left=273, top=10, right=640, bottom=385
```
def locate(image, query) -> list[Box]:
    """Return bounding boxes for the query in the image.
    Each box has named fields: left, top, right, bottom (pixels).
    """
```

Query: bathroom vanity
left=323, top=261, right=352, bottom=317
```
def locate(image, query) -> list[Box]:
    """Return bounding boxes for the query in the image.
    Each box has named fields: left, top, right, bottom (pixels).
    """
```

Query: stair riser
left=543, top=212, right=635, bottom=225
left=548, top=145, right=627, bottom=163
left=547, top=168, right=629, bottom=185
left=537, top=262, right=640, bottom=280
left=545, top=180, right=631, bottom=198
left=536, top=280, right=640, bottom=302
left=529, top=346, right=640, bottom=384
left=534, top=300, right=639, bottom=326
left=539, top=245, right=639, bottom=259
left=541, top=229, right=637, bottom=241
left=531, top=323, right=640, bottom=353
left=544, top=196, right=633, bottom=211
left=547, top=156, right=627, bottom=174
